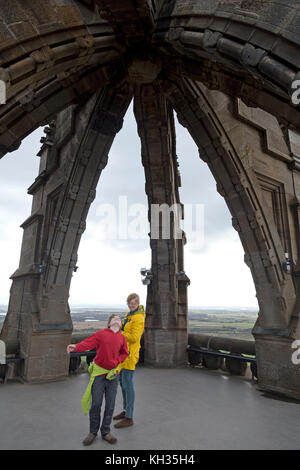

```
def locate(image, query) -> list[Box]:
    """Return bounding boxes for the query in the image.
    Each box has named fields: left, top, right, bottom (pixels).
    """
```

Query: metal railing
left=187, top=333, right=257, bottom=378
left=69, top=332, right=257, bottom=378
left=0, top=332, right=257, bottom=382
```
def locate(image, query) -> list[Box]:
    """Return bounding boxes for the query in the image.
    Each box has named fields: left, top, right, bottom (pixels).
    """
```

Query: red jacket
left=75, top=328, right=128, bottom=372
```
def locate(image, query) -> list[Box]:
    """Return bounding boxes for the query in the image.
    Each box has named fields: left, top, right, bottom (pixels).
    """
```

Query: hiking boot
left=102, top=433, right=117, bottom=444
left=82, top=432, right=97, bottom=446
left=113, top=410, right=126, bottom=420
left=114, top=418, right=134, bottom=428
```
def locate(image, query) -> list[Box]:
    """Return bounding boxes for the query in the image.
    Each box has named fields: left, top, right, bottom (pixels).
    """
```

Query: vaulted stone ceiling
left=0, top=1, right=300, bottom=400
left=0, top=0, right=299, bottom=158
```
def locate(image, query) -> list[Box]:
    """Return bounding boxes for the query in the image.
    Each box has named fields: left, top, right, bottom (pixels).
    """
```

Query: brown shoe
left=114, top=418, right=134, bottom=428
left=113, top=410, right=126, bottom=420
left=102, top=433, right=117, bottom=444
left=82, top=432, right=97, bottom=446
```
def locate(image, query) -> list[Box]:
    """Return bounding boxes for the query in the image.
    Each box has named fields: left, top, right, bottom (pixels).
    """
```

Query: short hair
left=126, top=293, right=140, bottom=304
left=107, top=314, right=119, bottom=327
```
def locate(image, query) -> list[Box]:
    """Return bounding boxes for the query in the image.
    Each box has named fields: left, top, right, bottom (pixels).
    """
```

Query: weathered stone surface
left=0, top=0, right=299, bottom=399
left=134, top=82, right=189, bottom=366
left=1, top=82, right=132, bottom=381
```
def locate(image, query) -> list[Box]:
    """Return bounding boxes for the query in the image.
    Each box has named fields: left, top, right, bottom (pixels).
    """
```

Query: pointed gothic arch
left=0, top=0, right=299, bottom=399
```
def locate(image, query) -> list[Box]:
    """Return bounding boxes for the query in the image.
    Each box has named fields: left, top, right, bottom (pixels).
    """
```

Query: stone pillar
left=1, top=83, right=132, bottom=381
left=165, top=76, right=300, bottom=399
left=134, top=81, right=189, bottom=367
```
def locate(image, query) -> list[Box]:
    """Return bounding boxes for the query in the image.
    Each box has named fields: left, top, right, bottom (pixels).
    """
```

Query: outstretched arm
left=67, top=332, right=99, bottom=354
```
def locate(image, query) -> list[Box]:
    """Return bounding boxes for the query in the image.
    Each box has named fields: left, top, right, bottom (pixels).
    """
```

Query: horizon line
left=0, top=303, right=259, bottom=311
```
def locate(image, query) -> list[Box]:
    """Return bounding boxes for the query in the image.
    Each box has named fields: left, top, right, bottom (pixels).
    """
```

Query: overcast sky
left=0, top=103, right=258, bottom=310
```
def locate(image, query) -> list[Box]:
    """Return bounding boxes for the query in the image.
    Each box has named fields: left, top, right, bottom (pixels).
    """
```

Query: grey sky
left=0, top=102, right=258, bottom=308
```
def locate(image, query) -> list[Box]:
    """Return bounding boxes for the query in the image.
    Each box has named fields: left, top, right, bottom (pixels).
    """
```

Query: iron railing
left=0, top=332, right=257, bottom=382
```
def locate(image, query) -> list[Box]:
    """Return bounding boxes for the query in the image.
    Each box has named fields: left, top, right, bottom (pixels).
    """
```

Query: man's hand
left=67, top=344, right=76, bottom=354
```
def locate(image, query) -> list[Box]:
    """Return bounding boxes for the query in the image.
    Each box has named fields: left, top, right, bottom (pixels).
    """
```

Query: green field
left=188, top=310, right=257, bottom=340
left=0, top=307, right=258, bottom=341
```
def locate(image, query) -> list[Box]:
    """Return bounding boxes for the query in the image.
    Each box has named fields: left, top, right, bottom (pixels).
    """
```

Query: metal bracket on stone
left=40, top=133, right=55, bottom=147
left=37, top=121, right=56, bottom=155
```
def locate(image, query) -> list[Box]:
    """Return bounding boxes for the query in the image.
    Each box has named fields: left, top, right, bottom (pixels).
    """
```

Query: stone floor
left=0, top=365, right=299, bottom=450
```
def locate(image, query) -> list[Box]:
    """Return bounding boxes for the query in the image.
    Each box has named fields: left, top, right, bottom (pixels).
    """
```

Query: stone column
left=134, top=81, right=189, bottom=367
left=1, top=82, right=132, bottom=381
left=165, top=76, right=300, bottom=399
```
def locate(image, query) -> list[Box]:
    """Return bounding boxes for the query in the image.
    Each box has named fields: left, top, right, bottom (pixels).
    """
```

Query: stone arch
left=0, top=80, right=132, bottom=381
left=164, top=75, right=300, bottom=397
left=0, top=0, right=299, bottom=399
left=1, top=0, right=300, bottom=161
left=155, top=0, right=300, bottom=129
left=0, top=0, right=123, bottom=158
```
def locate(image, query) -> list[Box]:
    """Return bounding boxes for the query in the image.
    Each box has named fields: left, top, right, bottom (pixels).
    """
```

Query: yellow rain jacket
left=119, top=304, right=146, bottom=371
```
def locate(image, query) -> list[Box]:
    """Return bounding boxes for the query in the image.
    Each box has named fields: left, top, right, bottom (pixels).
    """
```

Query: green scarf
left=81, top=361, right=119, bottom=415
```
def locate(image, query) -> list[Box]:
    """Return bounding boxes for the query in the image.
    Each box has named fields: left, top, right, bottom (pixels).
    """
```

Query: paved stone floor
left=0, top=366, right=299, bottom=450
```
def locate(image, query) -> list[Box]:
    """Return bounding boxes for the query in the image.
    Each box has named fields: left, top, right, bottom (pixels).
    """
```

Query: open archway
left=0, top=0, right=300, bottom=399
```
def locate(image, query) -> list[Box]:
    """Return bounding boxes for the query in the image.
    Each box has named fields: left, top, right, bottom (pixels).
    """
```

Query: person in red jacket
left=67, top=314, right=128, bottom=446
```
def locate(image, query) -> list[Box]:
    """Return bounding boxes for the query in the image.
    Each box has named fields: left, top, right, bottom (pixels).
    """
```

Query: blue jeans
left=89, top=374, right=119, bottom=436
left=120, top=369, right=135, bottom=419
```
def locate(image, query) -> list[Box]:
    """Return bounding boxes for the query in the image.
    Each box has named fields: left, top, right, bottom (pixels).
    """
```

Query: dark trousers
left=89, top=374, right=119, bottom=436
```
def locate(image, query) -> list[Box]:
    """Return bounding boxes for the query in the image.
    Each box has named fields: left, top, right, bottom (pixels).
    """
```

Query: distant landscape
left=0, top=305, right=258, bottom=341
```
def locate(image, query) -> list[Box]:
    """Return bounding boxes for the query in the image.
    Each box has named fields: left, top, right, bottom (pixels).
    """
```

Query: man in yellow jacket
left=113, top=293, right=146, bottom=428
